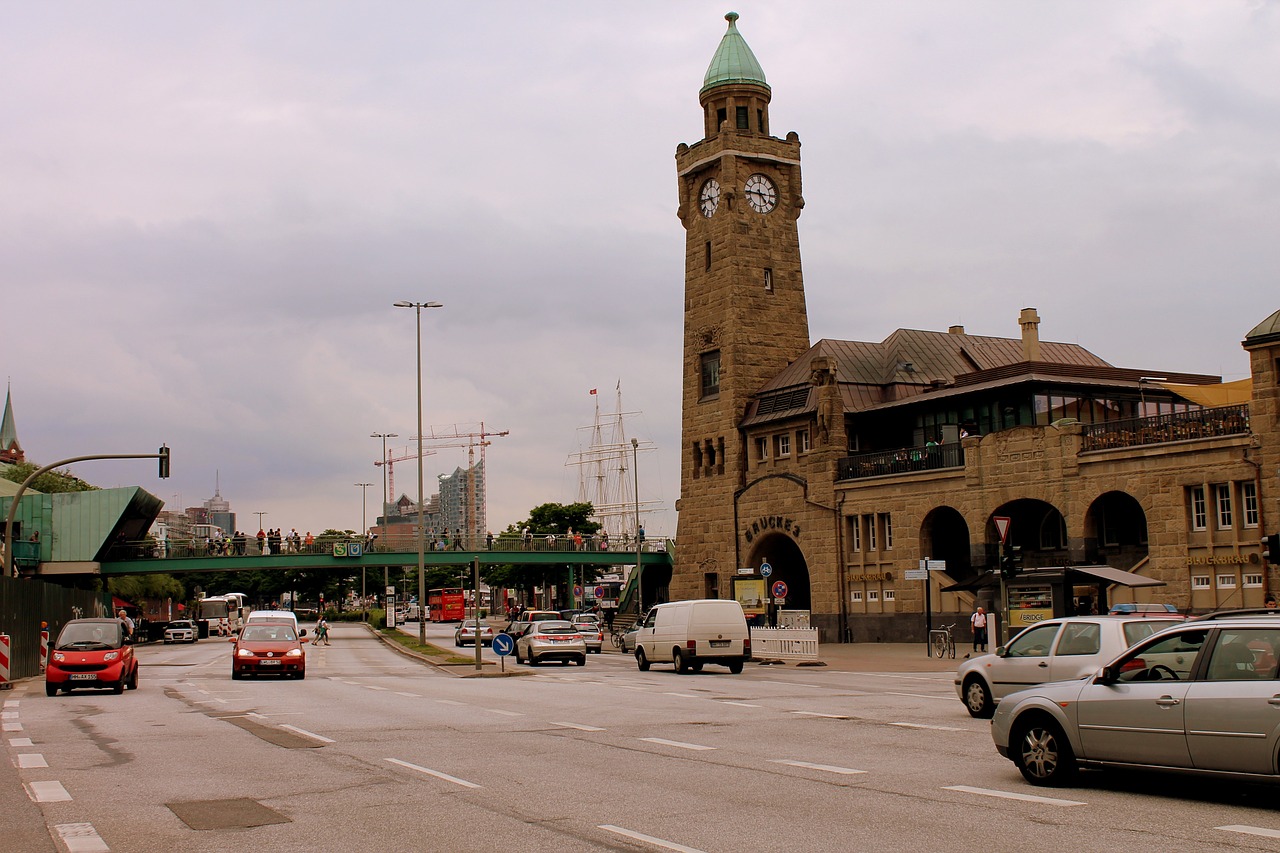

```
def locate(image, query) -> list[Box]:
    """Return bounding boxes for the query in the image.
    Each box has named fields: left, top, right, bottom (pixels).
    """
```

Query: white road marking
left=761, top=680, right=823, bottom=689
left=17, top=753, right=48, bottom=768
left=662, top=692, right=703, bottom=699
left=28, top=780, right=72, bottom=802
left=3, top=722, right=23, bottom=732
left=618, top=685, right=649, bottom=691
left=365, top=686, right=389, bottom=691
left=385, top=758, right=480, bottom=789
left=552, top=722, right=605, bottom=732
left=436, top=699, right=466, bottom=706
left=598, top=824, right=708, bottom=853
left=2, top=710, right=18, bottom=719
left=886, top=692, right=953, bottom=701
left=483, top=708, right=524, bottom=717
left=280, top=724, right=335, bottom=743
left=769, top=759, right=867, bottom=775
left=640, top=737, right=716, bottom=751
left=789, top=711, right=849, bottom=719
left=718, top=701, right=762, bottom=708
left=3, top=700, right=18, bottom=707
left=891, top=722, right=965, bottom=732
left=1218, top=825, right=1280, bottom=840
left=55, top=822, right=109, bottom=853
left=9, top=737, right=33, bottom=747
left=394, top=692, right=421, bottom=698
left=943, top=785, right=1085, bottom=806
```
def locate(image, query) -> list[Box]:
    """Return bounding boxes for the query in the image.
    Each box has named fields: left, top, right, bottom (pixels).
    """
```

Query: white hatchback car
left=955, top=614, right=1182, bottom=718
left=163, top=619, right=197, bottom=643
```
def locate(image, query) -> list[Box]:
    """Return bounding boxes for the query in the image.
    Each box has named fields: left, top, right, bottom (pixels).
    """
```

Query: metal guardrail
left=1081, top=404, right=1250, bottom=451
left=750, top=627, right=820, bottom=661
left=837, top=442, right=964, bottom=481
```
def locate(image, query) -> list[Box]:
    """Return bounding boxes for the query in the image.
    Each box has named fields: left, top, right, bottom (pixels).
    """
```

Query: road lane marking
left=2, top=710, right=18, bottom=719
left=3, top=700, right=18, bottom=707
left=886, top=692, right=953, bottom=701
left=1218, top=825, right=1280, bottom=839
left=761, top=681, right=824, bottom=689
left=769, top=759, right=867, bottom=775
left=789, top=711, right=849, bottom=719
left=17, top=753, right=48, bottom=768
left=718, top=701, right=762, bottom=708
left=9, top=737, right=33, bottom=747
left=395, top=692, right=421, bottom=698
left=3, top=722, right=23, bottom=732
left=280, top=725, right=335, bottom=744
left=640, top=737, right=716, bottom=751
left=55, top=823, right=109, bottom=853
left=943, top=785, right=1085, bottom=806
left=28, top=780, right=72, bottom=802
left=436, top=699, right=466, bottom=705
left=552, top=722, right=605, bottom=732
left=662, top=692, right=703, bottom=699
left=483, top=709, right=524, bottom=717
left=598, top=824, right=708, bottom=853
left=385, top=758, right=480, bottom=789
left=891, top=722, right=965, bottom=732
left=365, top=686, right=389, bottom=691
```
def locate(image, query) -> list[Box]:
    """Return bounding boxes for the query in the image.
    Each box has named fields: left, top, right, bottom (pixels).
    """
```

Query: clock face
left=744, top=173, right=777, bottom=214
left=699, top=179, right=721, bottom=218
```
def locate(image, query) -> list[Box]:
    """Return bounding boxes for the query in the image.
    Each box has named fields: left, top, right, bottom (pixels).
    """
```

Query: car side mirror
left=993, top=645, right=1006, bottom=657
left=299, top=629, right=307, bottom=638
left=228, top=635, right=237, bottom=642
left=1095, top=665, right=1117, bottom=684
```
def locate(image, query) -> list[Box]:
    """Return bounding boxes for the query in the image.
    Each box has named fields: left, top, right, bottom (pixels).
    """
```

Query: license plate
left=69, top=673, right=98, bottom=681
left=259, top=659, right=281, bottom=666
left=709, top=640, right=730, bottom=648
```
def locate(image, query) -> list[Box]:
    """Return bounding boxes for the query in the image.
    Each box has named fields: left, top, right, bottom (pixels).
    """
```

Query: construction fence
left=0, top=575, right=107, bottom=681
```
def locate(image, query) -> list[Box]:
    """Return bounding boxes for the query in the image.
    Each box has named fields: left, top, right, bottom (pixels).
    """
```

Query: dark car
left=232, top=623, right=306, bottom=679
left=46, top=618, right=139, bottom=696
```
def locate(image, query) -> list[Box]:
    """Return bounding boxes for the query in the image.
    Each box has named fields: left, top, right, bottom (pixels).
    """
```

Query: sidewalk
left=805, top=641, right=967, bottom=674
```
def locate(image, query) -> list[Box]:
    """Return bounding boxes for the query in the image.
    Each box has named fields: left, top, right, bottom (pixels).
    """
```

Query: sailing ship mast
left=566, top=383, right=660, bottom=537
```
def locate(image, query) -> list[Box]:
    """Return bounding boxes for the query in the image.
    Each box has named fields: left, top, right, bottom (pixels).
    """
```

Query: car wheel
left=232, top=670, right=243, bottom=680
left=112, top=680, right=125, bottom=695
left=127, top=667, right=139, bottom=690
left=576, top=656, right=586, bottom=666
left=297, top=670, right=306, bottom=680
left=45, top=682, right=58, bottom=697
left=636, top=648, right=651, bottom=671
left=691, top=662, right=703, bottom=673
left=963, top=676, right=994, bottom=719
left=1013, top=716, right=1077, bottom=787
left=528, top=653, right=539, bottom=667
left=455, top=637, right=462, bottom=647
left=674, top=648, right=689, bottom=674
left=727, top=660, right=744, bottom=674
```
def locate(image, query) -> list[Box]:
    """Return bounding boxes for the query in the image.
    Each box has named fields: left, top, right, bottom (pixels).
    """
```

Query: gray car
left=992, top=611, right=1280, bottom=786
left=514, top=620, right=587, bottom=666
left=955, top=615, right=1182, bottom=718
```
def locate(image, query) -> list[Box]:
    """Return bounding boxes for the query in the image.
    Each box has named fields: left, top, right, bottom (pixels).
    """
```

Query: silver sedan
left=514, top=620, right=586, bottom=666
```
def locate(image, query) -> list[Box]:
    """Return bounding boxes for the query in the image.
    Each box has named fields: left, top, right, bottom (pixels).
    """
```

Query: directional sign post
left=760, top=562, right=773, bottom=578
left=491, top=632, right=514, bottom=673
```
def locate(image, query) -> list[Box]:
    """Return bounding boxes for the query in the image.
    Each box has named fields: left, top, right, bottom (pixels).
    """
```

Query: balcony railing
left=1082, top=404, right=1250, bottom=452
left=837, top=442, right=965, bottom=481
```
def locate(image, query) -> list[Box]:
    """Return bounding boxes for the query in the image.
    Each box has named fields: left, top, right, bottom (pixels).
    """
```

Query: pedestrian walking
left=970, top=606, right=989, bottom=653
left=313, top=618, right=330, bottom=645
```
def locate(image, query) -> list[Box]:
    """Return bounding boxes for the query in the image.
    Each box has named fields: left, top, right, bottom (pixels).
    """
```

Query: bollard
left=40, top=622, right=49, bottom=673
left=0, top=633, right=11, bottom=690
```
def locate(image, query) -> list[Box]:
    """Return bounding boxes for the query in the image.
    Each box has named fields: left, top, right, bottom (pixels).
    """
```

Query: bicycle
left=611, top=628, right=626, bottom=650
left=929, top=623, right=956, bottom=659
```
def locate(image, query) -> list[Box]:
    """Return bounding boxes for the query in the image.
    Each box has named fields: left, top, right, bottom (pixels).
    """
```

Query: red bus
left=428, top=588, right=466, bottom=623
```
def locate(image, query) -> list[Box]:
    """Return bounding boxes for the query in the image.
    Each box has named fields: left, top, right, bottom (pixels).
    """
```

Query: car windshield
left=241, top=625, right=297, bottom=642
left=56, top=622, right=121, bottom=649
left=535, top=622, right=575, bottom=633
left=169, top=621, right=193, bottom=630
left=1122, top=620, right=1174, bottom=645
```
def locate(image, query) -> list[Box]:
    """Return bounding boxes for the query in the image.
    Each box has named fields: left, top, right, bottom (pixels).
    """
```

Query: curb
left=359, top=622, right=530, bottom=678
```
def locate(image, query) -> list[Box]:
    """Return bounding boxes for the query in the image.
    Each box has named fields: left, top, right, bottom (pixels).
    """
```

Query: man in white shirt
left=970, top=606, right=988, bottom=653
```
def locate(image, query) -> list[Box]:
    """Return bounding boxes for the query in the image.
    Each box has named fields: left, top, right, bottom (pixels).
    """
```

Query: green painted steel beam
left=94, top=548, right=673, bottom=576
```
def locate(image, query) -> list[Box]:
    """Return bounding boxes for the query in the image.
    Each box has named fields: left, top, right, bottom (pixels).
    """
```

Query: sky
left=3, top=2, right=1277, bottom=539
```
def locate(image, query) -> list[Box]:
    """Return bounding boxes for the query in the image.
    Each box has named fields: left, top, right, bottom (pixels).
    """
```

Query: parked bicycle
left=929, top=623, right=956, bottom=659
left=611, top=628, right=627, bottom=650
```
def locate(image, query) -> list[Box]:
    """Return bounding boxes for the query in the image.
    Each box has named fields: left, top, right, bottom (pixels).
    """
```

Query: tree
left=1, top=461, right=97, bottom=493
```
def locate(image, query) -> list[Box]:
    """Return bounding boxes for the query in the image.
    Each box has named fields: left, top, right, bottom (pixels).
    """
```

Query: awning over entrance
left=1160, top=377, right=1251, bottom=408
left=940, top=565, right=1165, bottom=593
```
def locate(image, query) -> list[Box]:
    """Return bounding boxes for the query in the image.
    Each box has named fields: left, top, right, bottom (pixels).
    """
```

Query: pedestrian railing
left=750, top=627, right=820, bottom=661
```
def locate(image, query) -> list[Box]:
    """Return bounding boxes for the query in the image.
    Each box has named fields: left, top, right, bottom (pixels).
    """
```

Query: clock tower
left=673, top=13, right=811, bottom=599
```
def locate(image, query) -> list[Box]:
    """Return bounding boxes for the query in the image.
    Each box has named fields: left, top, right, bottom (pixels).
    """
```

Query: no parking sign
left=771, top=580, right=789, bottom=599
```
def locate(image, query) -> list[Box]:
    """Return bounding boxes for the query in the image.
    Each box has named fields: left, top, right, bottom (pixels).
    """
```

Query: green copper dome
left=701, top=12, right=769, bottom=95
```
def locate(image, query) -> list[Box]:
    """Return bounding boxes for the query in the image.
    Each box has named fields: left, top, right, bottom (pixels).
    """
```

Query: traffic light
left=1264, top=534, right=1280, bottom=566
left=1000, top=544, right=1022, bottom=579
left=158, top=445, right=171, bottom=479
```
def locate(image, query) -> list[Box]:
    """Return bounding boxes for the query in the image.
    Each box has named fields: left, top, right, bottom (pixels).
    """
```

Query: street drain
left=167, top=798, right=291, bottom=830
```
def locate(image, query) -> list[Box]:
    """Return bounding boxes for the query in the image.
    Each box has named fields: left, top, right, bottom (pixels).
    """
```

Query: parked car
left=1107, top=602, right=1180, bottom=615
left=572, top=614, right=604, bottom=653
left=454, top=622, right=495, bottom=647
left=232, top=622, right=306, bottom=679
left=633, top=599, right=751, bottom=674
left=46, top=618, right=139, bottom=696
left=956, top=615, right=1182, bottom=718
left=620, top=624, right=642, bottom=654
left=504, top=610, right=561, bottom=637
left=163, top=619, right=198, bottom=644
left=992, top=610, right=1280, bottom=786
left=514, top=620, right=587, bottom=666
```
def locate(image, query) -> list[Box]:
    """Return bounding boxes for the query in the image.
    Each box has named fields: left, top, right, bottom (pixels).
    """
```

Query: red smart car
left=46, top=618, right=139, bottom=696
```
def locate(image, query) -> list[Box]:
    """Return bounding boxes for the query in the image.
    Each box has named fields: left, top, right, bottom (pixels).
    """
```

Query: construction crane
left=417, top=423, right=510, bottom=543
left=374, top=447, right=437, bottom=500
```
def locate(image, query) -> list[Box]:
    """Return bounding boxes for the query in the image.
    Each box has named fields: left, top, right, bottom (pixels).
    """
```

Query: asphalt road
left=5, top=621, right=1280, bottom=852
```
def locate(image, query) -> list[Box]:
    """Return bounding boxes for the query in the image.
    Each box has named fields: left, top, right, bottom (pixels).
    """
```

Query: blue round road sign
left=491, top=633, right=514, bottom=657
left=760, top=562, right=773, bottom=578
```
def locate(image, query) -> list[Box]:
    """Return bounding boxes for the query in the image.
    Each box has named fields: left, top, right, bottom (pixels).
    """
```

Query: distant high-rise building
left=437, top=462, right=484, bottom=543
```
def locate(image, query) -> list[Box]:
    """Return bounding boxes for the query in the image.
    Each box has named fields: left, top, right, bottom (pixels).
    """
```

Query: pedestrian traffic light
left=1000, top=544, right=1022, bottom=579
left=158, top=445, right=171, bottom=479
left=1264, top=534, right=1280, bottom=566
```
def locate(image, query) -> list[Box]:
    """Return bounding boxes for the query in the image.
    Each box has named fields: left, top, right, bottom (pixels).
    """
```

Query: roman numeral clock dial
left=699, top=178, right=721, bottom=218
left=744, top=173, right=777, bottom=214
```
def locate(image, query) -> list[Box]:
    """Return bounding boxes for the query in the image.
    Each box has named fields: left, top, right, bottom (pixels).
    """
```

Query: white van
left=633, top=599, right=751, bottom=674
left=244, top=610, right=305, bottom=638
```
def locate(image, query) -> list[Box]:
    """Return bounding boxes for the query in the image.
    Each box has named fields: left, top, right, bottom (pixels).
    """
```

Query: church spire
left=0, top=384, right=23, bottom=464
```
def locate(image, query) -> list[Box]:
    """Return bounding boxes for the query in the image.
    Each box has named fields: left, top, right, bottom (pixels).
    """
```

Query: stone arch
left=1082, top=490, right=1149, bottom=570
left=988, top=498, right=1069, bottom=569
left=746, top=533, right=811, bottom=611
left=920, top=506, right=973, bottom=582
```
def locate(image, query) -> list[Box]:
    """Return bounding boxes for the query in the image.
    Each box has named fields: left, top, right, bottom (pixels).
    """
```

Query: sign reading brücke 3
left=743, top=516, right=800, bottom=544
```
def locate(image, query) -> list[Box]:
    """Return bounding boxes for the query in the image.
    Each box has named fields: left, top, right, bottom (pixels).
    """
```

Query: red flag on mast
left=589, top=388, right=597, bottom=395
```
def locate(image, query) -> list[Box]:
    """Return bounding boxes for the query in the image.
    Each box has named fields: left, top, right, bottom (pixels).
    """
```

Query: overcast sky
left=3, top=2, right=1276, bottom=539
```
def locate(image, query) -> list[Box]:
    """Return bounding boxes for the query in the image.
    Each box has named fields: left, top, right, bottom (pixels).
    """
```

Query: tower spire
left=0, top=383, right=23, bottom=465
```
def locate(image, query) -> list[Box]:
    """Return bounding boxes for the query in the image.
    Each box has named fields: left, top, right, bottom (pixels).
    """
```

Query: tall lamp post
left=371, top=432, right=398, bottom=598
left=394, top=300, right=443, bottom=644
left=356, top=483, right=372, bottom=621
left=632, top=437, right=642, bottom=616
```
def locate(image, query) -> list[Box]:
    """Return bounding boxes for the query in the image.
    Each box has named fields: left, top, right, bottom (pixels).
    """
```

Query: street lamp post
left=371, top=432, right=399, bottom=600
left=254, top=512, right=267, bottom=534
left=356, top=483, right=372, bottom=621
left=632, top=437, right=642, bottom=616
left=394, top=300, right=443, bottom=645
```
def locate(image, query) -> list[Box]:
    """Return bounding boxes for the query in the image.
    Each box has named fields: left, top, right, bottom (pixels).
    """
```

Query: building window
left=880, top=513, right=893, bottom=550
left=851, top=590, right=863, bottom=603
left=756, top=436, right=769, bottom=462
left=883, top=589, right=896, bottom=601
left=764, top=268, right=773, bottom=292
left=797, top=429, right=810, bottom=453
left=736, top=105, right=749, bottom=129
left=847, top=516, right=860, bottom=553
left=867, top=590, right=880, bottom=602
left=700, top=351, right=720, bottom=398
left=776, top=434, right=791, bottom=458
left=1243, top=482, right=1259, bottom=528
left=866, top=514, right=877, bottom=552
left=1190, top=487, right=1207, bottom=531
left=1217, top=574, right=1237, bottom=589
left=705, top=240, right=711, bottom=271
left=1245, top=574, right=1264, bottom=588
left=1215, top=484, right=1233, bottom=530
left=1192, top=575, right=1211, bottom=589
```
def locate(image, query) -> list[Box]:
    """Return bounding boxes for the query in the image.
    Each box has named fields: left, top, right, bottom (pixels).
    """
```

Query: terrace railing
left=837, top=442, right=965, bottom=482
left=1082, top=404, right=1250, bottom=452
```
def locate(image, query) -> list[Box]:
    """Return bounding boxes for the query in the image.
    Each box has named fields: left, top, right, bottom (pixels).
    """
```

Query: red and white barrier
left=0, top=634, right=11, bottom=690
left=40, top=627, right=49, bottom=672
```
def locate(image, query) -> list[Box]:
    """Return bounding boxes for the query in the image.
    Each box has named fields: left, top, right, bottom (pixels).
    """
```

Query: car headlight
left=237, top=648, right=255, bottom=657
left=104, top=652, right=119, bottom=661
left=285, top=648, right=303, bottom=658
left=52, top=652, right=65, bottom=663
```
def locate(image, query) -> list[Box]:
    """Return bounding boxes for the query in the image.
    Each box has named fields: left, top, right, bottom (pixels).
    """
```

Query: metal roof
left=701, top=12, right=769, bottom=95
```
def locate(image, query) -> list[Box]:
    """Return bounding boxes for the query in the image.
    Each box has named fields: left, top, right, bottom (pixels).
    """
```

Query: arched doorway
left=988, top=499, right=1068, bottom=570
left=746, top=534, right=811, bottom=611
left=921, top=506, right=973, bottom=583
left=1084, top=491, right=1149, bottom=570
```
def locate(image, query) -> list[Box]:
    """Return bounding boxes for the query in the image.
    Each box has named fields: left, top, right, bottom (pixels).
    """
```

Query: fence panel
left=0, top=576, right=107, bottom=680
left=750, top=627, right=820, bottom=661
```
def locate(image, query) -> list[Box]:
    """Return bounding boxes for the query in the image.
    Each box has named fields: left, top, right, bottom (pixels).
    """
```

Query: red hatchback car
left=46, top=618, right=139, bottom=696
left=232, top=622, right=306, bottom=679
